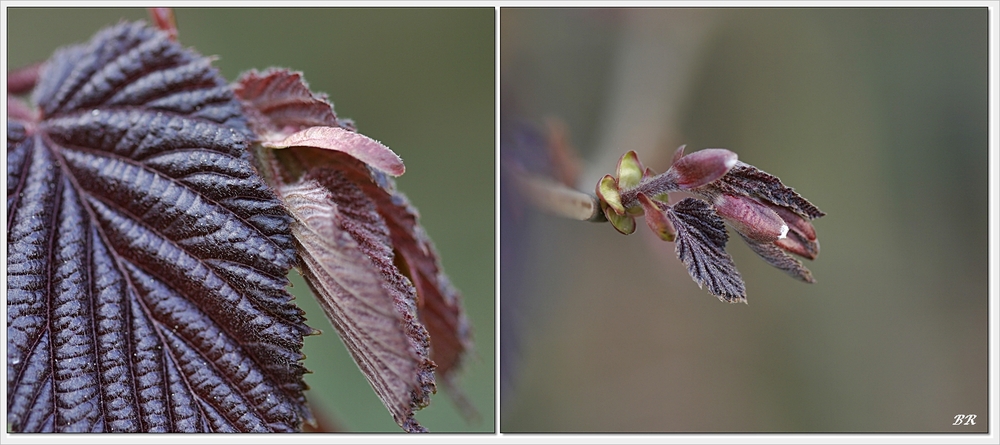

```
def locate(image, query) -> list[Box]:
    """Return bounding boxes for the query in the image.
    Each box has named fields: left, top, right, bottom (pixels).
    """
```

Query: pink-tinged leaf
left=738, top=233, right=816, bottom=283
left=637, top=193, right=675, bottom=241
left=279, top=170, right=435, bottom=433
left=369, top=186, right=477, bottom=421
left=768, top=203, right=818, bottom=242
left=239, top=70, right=474, bottom=426
left=7, top=21, right=310, bottom=432
left=670, top=144, right=687, bottom=166
left=288, top=148, right=475, bottom=417
left=373, top=189, right=473, bottom=395
left=713, top=194, right=789, bottom=244
left=689, top=156, right=823, bottom=285
left=667, top=198, right=746, bottom=303
left=233, top=68, right=353, bottom=136
left=7, top=62, right=41, bottom=95
left=776, top=233, right=821, bottom=261
left=264, top=126, right=405, bottom=177
left=768, top=203, right=819, bottom=259
left=8, top=96, right=36, bottom=121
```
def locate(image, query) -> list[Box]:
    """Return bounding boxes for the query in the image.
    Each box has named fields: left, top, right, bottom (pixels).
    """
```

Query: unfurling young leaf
left=592, top=147, right=824, bottom=303
left=263, top=126, right=405, bottom=177
left=7, top=21, right=310, bottom=432
left=667, top=198, right=747, bottom=303
left=738, top=233, right=816, bottom=284
left=637, top=193, right=675, bottom=242
left=234, top=68, right=474, bottom=431
left=707, top=161, right=826, bottom=221
left=711, top=193, right=789, bottom=244
left=279, top=173, right=434, bottom=433
left=615, top=150, right=644, bottom=189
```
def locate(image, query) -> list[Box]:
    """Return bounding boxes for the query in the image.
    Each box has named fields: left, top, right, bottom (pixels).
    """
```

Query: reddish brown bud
left=713, top=194, right=788, bottom=244
left=766, top=203, right=819, bottom=259
left=776, top=233, right=820, bottom=260
left=768, top=204, right=817, bottom=241
left=667, top=148, right=738, bottom=190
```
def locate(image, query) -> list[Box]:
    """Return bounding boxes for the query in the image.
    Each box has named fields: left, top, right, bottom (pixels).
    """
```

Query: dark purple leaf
left=637, top=193, right=675, bottom=242
left=667, top=198, right=747, bottom=303
left=709, top=161, right=826, bottom=220
left=7, top=21, right=310, bottom=432
left=369, top=177, right=474, bottom=412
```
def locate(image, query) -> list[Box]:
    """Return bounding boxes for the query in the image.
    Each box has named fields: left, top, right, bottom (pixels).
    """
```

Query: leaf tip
left=616, top=150, right=644, bottom=189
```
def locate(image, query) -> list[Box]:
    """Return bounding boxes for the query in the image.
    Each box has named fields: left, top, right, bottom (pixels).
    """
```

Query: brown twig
left=507, top=167, right=605, bottom=222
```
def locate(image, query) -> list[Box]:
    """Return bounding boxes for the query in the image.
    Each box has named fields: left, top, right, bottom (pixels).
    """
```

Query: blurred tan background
left=7, top=8, right=495, bottom=432
left=501, top=8, right=988, bottom=432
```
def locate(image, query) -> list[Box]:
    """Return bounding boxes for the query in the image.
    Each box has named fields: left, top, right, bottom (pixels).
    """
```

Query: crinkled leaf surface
left=234, top=68, right=473, bottom=430
left=6, top=22, right=311, bottom=432
left=738, top=233, right=816, bottom=284
left=710, top=161, right=826, bottom=220
left=279, top=170, right=434, bottom=433
left=667, top=198, right=747, bottom=303
left=233, top=68, right=354, bottom=133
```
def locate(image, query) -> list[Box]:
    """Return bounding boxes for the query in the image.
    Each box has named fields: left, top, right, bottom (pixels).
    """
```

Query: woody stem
left=511, top=169, right=606, bottom=222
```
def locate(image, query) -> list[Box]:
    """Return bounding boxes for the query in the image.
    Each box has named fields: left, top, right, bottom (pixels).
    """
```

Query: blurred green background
left=7, top=8, right=495, bottom=433
left=501, top=8, right=989, bottom=432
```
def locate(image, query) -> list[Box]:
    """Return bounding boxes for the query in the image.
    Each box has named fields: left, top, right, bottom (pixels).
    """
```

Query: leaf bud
left=667, top=148, right=738, bottom=190
left=713, top=193, right=788, bottom=244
